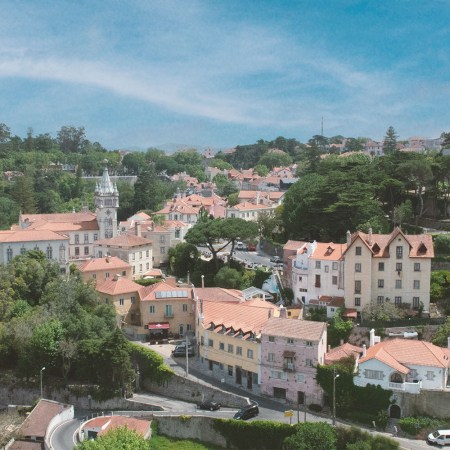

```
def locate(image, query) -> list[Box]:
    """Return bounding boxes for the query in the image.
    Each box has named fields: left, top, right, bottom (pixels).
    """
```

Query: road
left=50, top=417, right=80, bottom=450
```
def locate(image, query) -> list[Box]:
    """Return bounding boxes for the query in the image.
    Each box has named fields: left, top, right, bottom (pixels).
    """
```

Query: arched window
left=59, top=244, right=66, bottom=261
left=6, top=247, right=13, bottom=262
left=46, top=245, right=53, bottom=260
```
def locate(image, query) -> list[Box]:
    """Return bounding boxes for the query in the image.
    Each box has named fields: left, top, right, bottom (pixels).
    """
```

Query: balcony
left=388, top=380, right=421, bottom=394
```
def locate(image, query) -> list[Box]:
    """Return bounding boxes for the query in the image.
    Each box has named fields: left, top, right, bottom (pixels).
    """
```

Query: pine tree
left=382, top=126, right=398, bottom=155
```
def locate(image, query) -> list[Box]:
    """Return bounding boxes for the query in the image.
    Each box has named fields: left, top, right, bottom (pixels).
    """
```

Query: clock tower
left=95, top=162, right=119, bottom=239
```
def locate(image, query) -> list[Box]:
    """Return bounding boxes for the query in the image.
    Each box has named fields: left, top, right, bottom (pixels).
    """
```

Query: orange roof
left=140, top=281, right=193, bottom=301
left=17, top=212, right=99, bottom=232
left=311, top=242, right=347, bottom=261
left=283, top=240, right=307, bottom=251
left=195, top=287, right=244, bottom=302
left=96, top=234, right=152, bottom=248
left=77, top=256, right=131, bottom=272
left=262, top=317, right=326, bottom=341
left=325, top=343, right=363, bottom=364
left=359, top=339, right=450, bottom=372
left=0, top=229, right=68, bottom=243
left=95, top=276, right=142, bottom=296
left=200, top=299, right=278, bottom=336
left=230, top=202, right=272, bottom=211
left=345, top=227, right=434, bottom=258
left=84, top=415, right=150, bottom=437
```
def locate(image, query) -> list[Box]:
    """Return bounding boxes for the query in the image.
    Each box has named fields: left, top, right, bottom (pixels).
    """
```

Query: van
left=233, top=402, right=259, bottom=420
left=427, top=429, right=450, bottom=446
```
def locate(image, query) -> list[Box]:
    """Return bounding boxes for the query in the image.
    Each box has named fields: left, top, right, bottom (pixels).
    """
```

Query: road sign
left=284, top=410, right=294, bottom=417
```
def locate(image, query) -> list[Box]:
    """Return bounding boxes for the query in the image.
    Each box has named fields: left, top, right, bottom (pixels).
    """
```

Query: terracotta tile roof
left=0, top=229, right=68, bottom=243
left=8, top=441, right=44, bottom=450
left=311, top=242, right=347, bottom=261
left=77, top=256, right=131, bottom=272
left=194, top=287, right=244, bottom=302
left=309, top=296, right=345, bottom=307
left=283, top=240, right=307, bottom=251
left=200, top=299, right=278, bottom=336
left=230, top=202, right=272, bottom=211
left=345, top=227, right=434, bottom=258
left=325, top=343, right=363, bottom=364
left=96, top=234, right=152, bottom=247
left=262, top=317, right=326, bottom=341
left=19, top=400, right=71, bottom=438
left=17, top=212, right=99, bottom=232
left=84, top=415, right=150, bottom=437
left=95, top=276, right=142, bottom=296
left=359, top=339, right=450, bottom=372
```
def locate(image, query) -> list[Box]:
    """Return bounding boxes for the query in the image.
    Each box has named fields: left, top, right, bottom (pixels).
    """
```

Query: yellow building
left=76, top=256, right=132, bottom=283
left=196, top=298, right=279, bottom=394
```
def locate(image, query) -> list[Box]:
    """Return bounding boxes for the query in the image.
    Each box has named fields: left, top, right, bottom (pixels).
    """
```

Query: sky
left=1, top=0, right=450, bottom=150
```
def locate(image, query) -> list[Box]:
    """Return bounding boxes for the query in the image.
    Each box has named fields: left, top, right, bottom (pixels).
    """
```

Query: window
left=268, top=353, right=275, bottom=362
left=94, top=233, right=98, bottom=241
left=396, top=246, right=403, bottom=259
left=355, top=246, right=362, bottom=256
left=315, top=261, right=321, bottom=269
left=378, top=262, right=384, bottom=271
left=298, top=276, right=302, bottom=282
left=84, top=246, right=89, bottom=255
left=332, top=276, right=338, bottom=285
left=413, top=280, right=420, bottom=289
left=149, top=305, right=155, bottom=313
left=219, top=342, right=225, bottom=350
left=132, top=253, right=136, bottom=261
left=354, top=297, right=361, bottom=307
left=236, top=346, right=242, bottom=355
left=228, top=344, right=234, bottom=353
left=306, top=341, right=313, bottom=347
left=160, top=247, right=166, bottom=254
left=268, top=336, right=275, bottom=342
left=396, top=262, right=402, bottom=272
left=305, top=359, right=313, bottom=367
left=75, top=234, right=79, bottom=244
left=378, top=279, right=384, bottom=288
left=105, top=298, right=109, bottom=304
left=365, top=369, right=383, bottom=380
left=92, top=274, right=96, bottom=279
left=247, top=349, right=254, bottom=359
left=426, top=371, right=435, bottom=381
left=46, top=245, right=53, bottom=259
left=377, top=296, right=384, bottom=305
left=175, top=228, right=181, bottom=239
left=75, top=247, right=80, bottom=256
left=20, top=246, right=26, bottom=255
left=315, top=274, right=321, bottom=288
left=325, top=265, right=329, bottom=273
left=146, top=263, right=149, bottom=269
left=119, top=298, right=124, bottom=306
left=160, top=235, right=165, bottom=243
left=413, top=297, right=420, bottom=308
left=414, top=262, right=421, bottom=272
left=183, top=304, right=188, bottom=312
left=187, top=324, right=192, bottom=332
left=394, top=296, right=402, bottom=305
left=6, top=247, right=13, bottom=262
left=228, top=365, right=233, bottom=376
left=146, top=250, right=149, bottom=257
left=139, top=251, right=142, bottom=259
left=355, top=280, right=361, bottom=294
left=355, top=263, right=361, bottom=272
left=105, top=272, right=110, bottom=278
left=296, top=373, right=305, bottom=383
left=271, top=370, right=287, bottom=380
left=395, top=279, right=402, bottom=289
left=332, top=262, right=338, bottom=270
left=208, top=339, right=214, bottom=347
left=84, top=233, right=89, bottom=243
left=287, top=338, right=294, bottom=345
left=131, top=296, right=136, bottom=304
left=165, top=305, right=173, bottom=317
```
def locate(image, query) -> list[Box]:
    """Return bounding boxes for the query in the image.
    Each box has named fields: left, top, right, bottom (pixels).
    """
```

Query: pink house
left=260, top=315, right=327, bottom=406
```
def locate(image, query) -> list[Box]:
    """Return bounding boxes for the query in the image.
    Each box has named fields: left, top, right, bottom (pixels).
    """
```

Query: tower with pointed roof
left=95, top=162, right=119, bottom=239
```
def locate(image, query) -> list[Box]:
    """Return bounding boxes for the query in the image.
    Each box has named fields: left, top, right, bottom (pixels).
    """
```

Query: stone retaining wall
left=392, top=390, right=450, bottom=418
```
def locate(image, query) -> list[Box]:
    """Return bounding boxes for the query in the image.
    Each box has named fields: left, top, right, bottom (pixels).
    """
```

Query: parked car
left=427, top=429, right=450, bottom=446
left=197, top=400, right=221, bottom=411
left=172, top=345, right=195, bottom=357
left=270, top=256, right=281, bottom=263
left=233, top=402, right=259, bottom=420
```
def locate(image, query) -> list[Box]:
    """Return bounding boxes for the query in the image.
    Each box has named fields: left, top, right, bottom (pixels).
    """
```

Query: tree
left=214, top=267, right=242, bottom=289
left=57, top=126, right=86, bottom=153
left=168, top=243, right=199, bottom=278
left=253, top=164, right=269, bottom=177
left=213, top=174, right=238, bottom=197
left=382, top=126, right=398, bottom=155
left=283, top=422, right=337, bottom=450
left=328, top=308, right=354, bottom=347
left=361, top=301, right=401, bottom=322
left=76, top=426, right=150, bottom=449
left=11, top=175, right=37, bottom=213
left=257, top=151, right=292, bottom=170
left=432, top=317, right=450, bottom=347
left=133, top=163, right=166, bottom=212
left=0, top=123, right=11, bottom=143
left=392, top=200, right=413, bottom=227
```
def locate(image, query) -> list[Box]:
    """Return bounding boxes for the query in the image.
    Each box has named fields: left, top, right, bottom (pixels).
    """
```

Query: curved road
left=50, top=417, right=80, bottom=450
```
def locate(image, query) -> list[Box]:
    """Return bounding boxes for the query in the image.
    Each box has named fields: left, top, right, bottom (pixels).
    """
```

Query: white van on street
left=427, top=429, right=450, bottom=446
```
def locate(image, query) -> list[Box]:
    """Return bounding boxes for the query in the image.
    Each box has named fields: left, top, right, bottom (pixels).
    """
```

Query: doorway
left=390, top=404, right=401, bottom=419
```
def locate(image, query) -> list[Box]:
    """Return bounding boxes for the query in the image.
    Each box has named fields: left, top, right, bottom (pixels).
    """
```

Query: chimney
left=199, top=298, right=204, bottom=322
left=187, top=271, right=190, bottom=286
left=328, top=345, right=331, bottom=352
left=201, top=275, right=205, bottom=289
left=279, top=306, right=287, bottom=318
left=105, top=256, right=110, bottom=263
left=369, top=329, right=375, bottom=347
left=268, top=309, right=272, bottom=319
left=340, top=339, right=344, bottom=346
left=135, top=222, right=141, bottom=237
left=346, top=230, right=351, bottom=247
left=113, top=274, right=121, bottom=281
left=362, top=344, right=367, bottom=357
left=368, top=227, right=373, bottom=246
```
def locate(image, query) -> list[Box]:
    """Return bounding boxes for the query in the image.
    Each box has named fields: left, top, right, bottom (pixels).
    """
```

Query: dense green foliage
left=76, top=426, right=150, bottom=449
left=283, top=422, right=337, bottom=450
left=432, top=317, right=450, bottom=347
left=398, top=416, right=447, bottom=436
left=430, top=271, right=450, bottom=315
left=336, top=426, right=399, bottom=450
left=327, top=308, right=354, bottom=347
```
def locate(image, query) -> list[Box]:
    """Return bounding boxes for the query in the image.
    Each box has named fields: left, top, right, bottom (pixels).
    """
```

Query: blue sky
left=1, top=0, right=450, bottom=150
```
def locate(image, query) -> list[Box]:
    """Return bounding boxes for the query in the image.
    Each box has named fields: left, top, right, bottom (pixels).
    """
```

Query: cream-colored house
left=76, top=256, right=132, bottom=283
left=196, top=298, right=279, bottom=393
left=343, top=228, right=434, bottom=317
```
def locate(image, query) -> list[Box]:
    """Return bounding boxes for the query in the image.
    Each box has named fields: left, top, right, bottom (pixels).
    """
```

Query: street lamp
left=40, top=367, right=46, bottom=399
left=332, top=367, right=339, bottom=426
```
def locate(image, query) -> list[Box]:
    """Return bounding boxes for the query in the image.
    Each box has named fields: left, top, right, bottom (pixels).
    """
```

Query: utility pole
left=333, top=367, right=339, bottom=426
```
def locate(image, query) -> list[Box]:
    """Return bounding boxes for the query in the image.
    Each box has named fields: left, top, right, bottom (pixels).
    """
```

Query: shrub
left=336, top=426, right=399, bottom=450
left=398, top=416, right=445, bottom=436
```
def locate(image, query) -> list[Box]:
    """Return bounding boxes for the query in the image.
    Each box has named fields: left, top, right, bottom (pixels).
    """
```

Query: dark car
left=270, top=256, right=281, bottom=263
left=197, top=400, right=221, bottom=411
left=172, top=345, right=195, bottom=357
left=233, top=402, right=259, bottom=420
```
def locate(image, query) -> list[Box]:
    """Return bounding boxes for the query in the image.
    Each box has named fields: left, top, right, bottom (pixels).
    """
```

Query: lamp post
left=332, top=367, right=339, bottom=426
left=40, top=367, right=46, bottom=399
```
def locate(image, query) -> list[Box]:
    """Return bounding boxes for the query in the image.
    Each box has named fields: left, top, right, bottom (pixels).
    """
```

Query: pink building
left=260, top=314, right=327, bottom=406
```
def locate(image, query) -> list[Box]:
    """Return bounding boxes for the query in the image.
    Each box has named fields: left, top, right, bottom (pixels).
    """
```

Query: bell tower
left=95, top=161, right=119, bottom=239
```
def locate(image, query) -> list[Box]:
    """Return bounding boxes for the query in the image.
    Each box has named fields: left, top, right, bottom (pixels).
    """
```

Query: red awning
left=147, top=322, right=170, bottom=330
